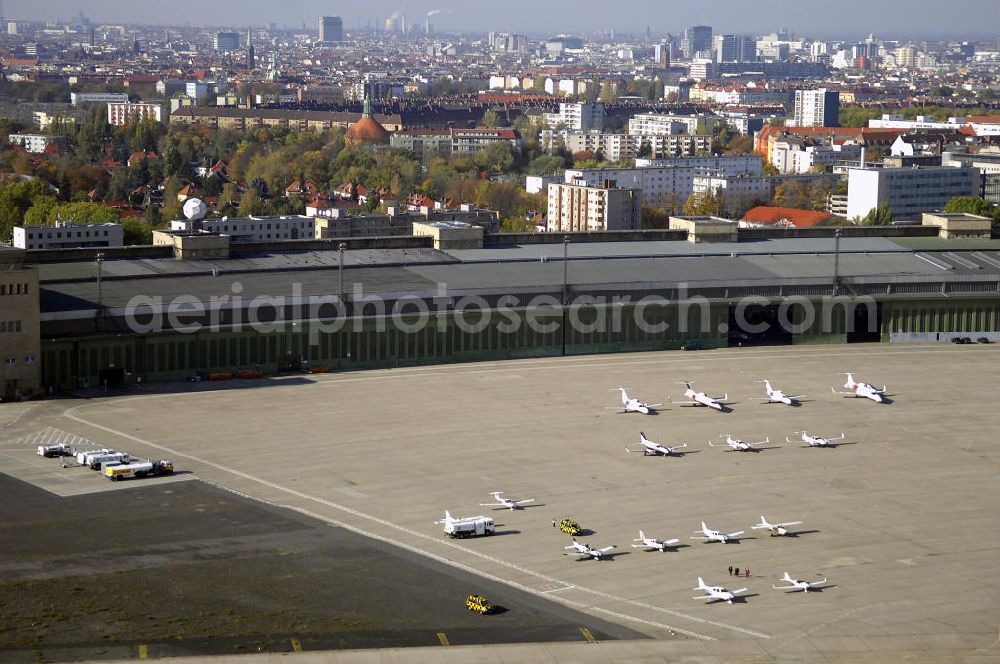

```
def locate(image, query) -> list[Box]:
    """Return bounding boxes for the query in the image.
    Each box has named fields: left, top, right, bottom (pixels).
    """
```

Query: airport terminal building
left=4, top=217, right=1000, bottom=394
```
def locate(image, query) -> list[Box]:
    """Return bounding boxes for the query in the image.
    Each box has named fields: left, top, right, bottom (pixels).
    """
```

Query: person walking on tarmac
left=728, top=565, right=733, bottom=576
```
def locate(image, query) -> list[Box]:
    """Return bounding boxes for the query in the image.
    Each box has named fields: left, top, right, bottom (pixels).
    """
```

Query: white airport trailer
left=438, top=512, right=496, bottom=538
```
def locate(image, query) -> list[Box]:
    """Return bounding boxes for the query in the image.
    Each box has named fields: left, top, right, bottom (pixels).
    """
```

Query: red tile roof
left=741, top=206, right=834, bottom=228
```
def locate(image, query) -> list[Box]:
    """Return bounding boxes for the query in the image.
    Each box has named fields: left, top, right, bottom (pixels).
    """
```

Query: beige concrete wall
left=0, top=263, right=41, bottom=399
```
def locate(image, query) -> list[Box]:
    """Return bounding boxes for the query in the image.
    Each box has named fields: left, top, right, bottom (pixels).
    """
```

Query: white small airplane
left=752, top=515, right=803, bottom=536
left=670, top=381, right=730, bottom=411
left=772, top=572, right=828, bottom=593
left=625, top=432, right=688, bottom=457
left=631, top=530, right=681, bottom=552
left=786, top=431, right=847, bottom=448
left=691, top=521, right=744, bottom=544
left=563, top=538, right=616, bottom=560
left=611, top=387, right=661, bottom=415
left=709, top=434, right=769, bottom=452
left=479, top=491, right=535, bottom=510
left=693, top=577, right=747, bottom=604
left=750, top=379, right=804, bottom=406
left=832, top=373, right=886, bottom=403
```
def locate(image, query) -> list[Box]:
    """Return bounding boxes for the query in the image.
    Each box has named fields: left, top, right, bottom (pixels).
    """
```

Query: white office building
left=14, top=222, right=124, bottom=250
left=547, top=181, right=642, bottom=232
left=70, top=92, right=129, bottom=106
left=846, top=166, right=980, bottom=220
left=169, top=216, right=315, bottom=242
left=542, top=130, right=712, bottom=162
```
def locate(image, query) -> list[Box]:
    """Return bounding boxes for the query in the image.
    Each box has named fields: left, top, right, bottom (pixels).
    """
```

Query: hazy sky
left=8, top=0, right=1000, bottom=39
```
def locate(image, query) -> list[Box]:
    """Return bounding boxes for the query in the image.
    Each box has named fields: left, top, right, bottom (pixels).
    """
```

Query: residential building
left=8, top=133, right=66, bottom=153
left=107, top=101, right=165, bottom=126
left=319, top=16, right=343, bottom=43
left=628, top=113, right=722, bottom=136
left=693, top=172, right=841, bottom=201
left=0, top=251, right=40, bottom=400
left=13, top=222, right=124, bottom=250
left=450, top=128, right=522, bottom=156
left=542, top=103, right=604, bottom=131
left=389, top=128, right=451, bottom=159
left=793, top=89, right=840, bottom=128
left=846, top=166, right=981, bottom=220
left=542, top=130, right=712, bottom=162
left=547, top=180, right=642, bottom=232
left=566, top=156, right=761, bottom=207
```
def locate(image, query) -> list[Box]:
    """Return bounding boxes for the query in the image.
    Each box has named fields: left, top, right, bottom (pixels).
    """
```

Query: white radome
left=183, top=198, right=208, bottom=221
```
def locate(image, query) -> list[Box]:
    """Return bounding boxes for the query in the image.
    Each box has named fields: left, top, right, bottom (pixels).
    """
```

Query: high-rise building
left=715, top=34, right=757, bottom=63
left=213, top=31, right=240, bottom=51
left=319, top=16, right=343, bottom=42
left=793, top=89, right=840, bottom=127
left=654, top=43, right=670, bottom=68
left=685, top=25, right=713, bottom=57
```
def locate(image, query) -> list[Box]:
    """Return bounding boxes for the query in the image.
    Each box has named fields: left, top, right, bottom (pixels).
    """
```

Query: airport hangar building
left=5, top=222, right=1000, bottom=394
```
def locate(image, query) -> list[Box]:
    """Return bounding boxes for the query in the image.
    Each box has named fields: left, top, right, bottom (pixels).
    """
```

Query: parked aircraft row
left=694, top=572, right=829, bottom=604
left=626, top=431, right=851, bottom=456
left=614, top=373, right=888, bottom=414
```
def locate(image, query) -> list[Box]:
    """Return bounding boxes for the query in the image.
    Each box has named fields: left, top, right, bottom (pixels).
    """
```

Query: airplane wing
left=730, top=587, right=748, bottom=595
left=514, top=498, right=535, bottom=506
left=777, top=521, right=803, bottom=528
left=786, top=394, right=805, bottom=400
left=630, top=543, right=652, bottom=548
left=562, top=552, right=589, bottom=557
left=646, top=403, right=663, bottom=409
left=727, top=530, right=745, bottom=538
left=598, top=545, right=616, bottom=553
left=810, top=577, right=828, bottom=586
left=692, top=594, right=715, bottom=600
left=625, top=446, right=645, bottom=453
left=661, top=538, right=680, bottom=546
left=773, top=584, right=797, bottom=590
left=831, top=387, right=857, bottom=397
left=751, top=523, right=769, bottom=530
left=689, top=535, right=709, bottom=540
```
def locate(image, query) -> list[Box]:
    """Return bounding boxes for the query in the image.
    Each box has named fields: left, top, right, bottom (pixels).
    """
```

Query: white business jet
left=670, top=381, right=730, bottom=411
left=832, top=373, right=886, bottom=403
left=611, top=387, right=661, bottom=415
left=750, top=379, right=804, bottom=406
left=625, top=432, right=688, bottom=457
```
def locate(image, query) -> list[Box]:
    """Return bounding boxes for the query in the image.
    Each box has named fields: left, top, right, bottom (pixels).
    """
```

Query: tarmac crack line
left=64, top=405, right=773, bottom=641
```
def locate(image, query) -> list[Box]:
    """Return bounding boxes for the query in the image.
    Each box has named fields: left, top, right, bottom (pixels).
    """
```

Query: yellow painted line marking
left=138, top=644, right=148, bottom=659
left=437, top=632, right=450, bottom=646
left=290, top=637, right=302, bottom=652
left=580, top=627, right=597, bottom=644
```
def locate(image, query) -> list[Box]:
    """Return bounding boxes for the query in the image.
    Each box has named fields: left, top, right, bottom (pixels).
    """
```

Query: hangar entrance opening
left=848, top=302, right=883, bottom=343
left=727, top=304, right=793, bottom=346
left=98, top=367, right=125, bottom=389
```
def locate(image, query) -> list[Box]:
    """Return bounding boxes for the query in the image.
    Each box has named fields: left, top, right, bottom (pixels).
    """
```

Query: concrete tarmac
left=3, top=343, right=1000, bottom=661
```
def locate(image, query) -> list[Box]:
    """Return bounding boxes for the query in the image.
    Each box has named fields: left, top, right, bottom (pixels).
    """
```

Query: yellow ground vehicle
left=466, top=594, right=492, bottom=614
left=558, top=518, right=582, bottom=535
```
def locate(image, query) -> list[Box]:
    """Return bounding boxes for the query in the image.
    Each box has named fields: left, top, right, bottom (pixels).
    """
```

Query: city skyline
left=4, top=0, right=999, bottom=39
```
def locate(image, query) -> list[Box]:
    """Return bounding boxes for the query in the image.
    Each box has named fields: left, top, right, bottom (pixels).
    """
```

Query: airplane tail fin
left=782, top=571, right=793, bottom=582
left=445, top=510, right=453, bottom=522
left=701, top=521, right=708, bottom=531
left=697, top=576, right=706, bottom=589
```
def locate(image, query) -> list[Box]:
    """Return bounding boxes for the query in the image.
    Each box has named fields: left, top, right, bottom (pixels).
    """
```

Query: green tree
left=473, top=142, right=515, bottom=173
left=482, top=109, right=502, bottom=128
left=861, top=204, right=893, bottom=226
left=121, top=218, right=153, bottom=245
left=0, top=179, right=54, bottom=242
left=943, top=196, right=1000, bottom=222
left=683, top=192, right=723, bottom=217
